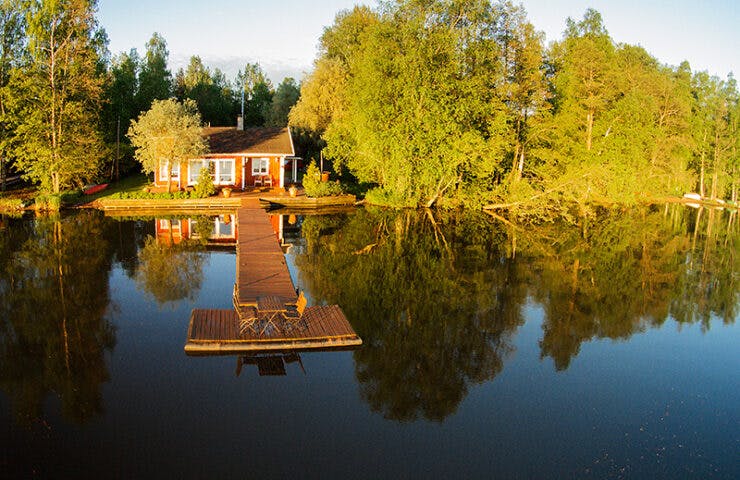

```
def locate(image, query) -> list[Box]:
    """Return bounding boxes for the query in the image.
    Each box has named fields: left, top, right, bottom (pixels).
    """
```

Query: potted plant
left=288, top=184, right=298, bottom=197
left=221, top=187, right=232, bottom=198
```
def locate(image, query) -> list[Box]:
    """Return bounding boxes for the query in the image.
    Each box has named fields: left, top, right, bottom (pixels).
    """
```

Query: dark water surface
left=0, top=206, right=737, bottom=479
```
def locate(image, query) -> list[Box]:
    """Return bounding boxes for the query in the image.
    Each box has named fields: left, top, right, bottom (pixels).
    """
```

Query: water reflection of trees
left=526, top=206, right=738, bottom=370
left=134, top=234, right=206, bottom=306
left=296, top=209, right=527, bottom=421
left=293, top=206, right=738, bottom=421
left=0, top=212, right=117, bottom=426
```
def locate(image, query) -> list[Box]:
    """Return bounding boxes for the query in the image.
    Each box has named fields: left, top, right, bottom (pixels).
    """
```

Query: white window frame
left=215, top=159, right=235, bottom=185
left=188, top=159, right=207, bottom=185
left=251, top=157, right=269, bottom=176
left=215, top=215, right=234, bottom=238
left=159, top=160, right=180, bottom=182
left=158, top=218, right=181, bottom=231
left=187, top=215, right=235, bottom=239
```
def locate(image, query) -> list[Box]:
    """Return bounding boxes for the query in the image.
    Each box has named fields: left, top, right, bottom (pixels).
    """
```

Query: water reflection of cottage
left=155, top=214, right=237, bottom=246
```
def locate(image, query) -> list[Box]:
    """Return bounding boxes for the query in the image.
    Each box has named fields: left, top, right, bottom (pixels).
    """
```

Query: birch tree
left=128, top=98, right=207, bottom=193
left=9, top=0, right=106, bottom=193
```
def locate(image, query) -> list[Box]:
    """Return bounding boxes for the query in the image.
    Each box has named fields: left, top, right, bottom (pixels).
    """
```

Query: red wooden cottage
left=153, top=125, right=297, bottom=191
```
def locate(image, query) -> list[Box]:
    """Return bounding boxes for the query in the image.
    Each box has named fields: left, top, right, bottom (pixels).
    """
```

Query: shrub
left=192, top=215, right=214, bottom=243
left=364, top=187, right=417, bottom=208
left=303, top=161, right=343, bottom=197
left=34, top=194, right=62, bottom=211
left=61, top=190, right=83, bottom=204
left=193, top=165, right=216, bottom=198
left=0, top=197, right=24, bottom=211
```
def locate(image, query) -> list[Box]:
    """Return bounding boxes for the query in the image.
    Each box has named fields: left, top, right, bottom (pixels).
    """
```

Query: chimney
left=237, top=115, right=244, bottom=131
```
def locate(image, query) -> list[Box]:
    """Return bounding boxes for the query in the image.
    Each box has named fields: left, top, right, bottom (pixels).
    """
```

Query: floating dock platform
left=185, top=305, right=362, bottom=353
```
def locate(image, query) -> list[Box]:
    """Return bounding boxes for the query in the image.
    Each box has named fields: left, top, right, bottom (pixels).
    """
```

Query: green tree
left=266, top=77, right=299, bottom=127
left=325, top=0, right=511, bottom=207
left=193, top=162, right=215, bottom=198
left=101, top=49, right=140, bottom=178
left=549, top=9, right=617, bottom=157
left=496, top=1, right=549, bottom=182
left=136, top=32, right=171, bottom=114
left=128, top=98, right=207, bottom=193
left=246, top=79, right=273, bottom=127
left=289, top=5, right=378, bottom=135
left=183, top=55, right=210, bottom=90
left=493, top=9, right=697, bottom=221
left=235, top=62, right=272, bottom=126
left=8, top=0, right=106, bottom=193
left=690, top=72, right=738, bottom=200
left=0, top=0, right=25, bottom=191
left=289, top=57, right=348, bottom=133
left=179, top=57, right=236, bottom=126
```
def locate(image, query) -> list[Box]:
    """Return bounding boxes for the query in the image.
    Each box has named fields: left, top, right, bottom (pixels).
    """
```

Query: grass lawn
left=76, top=174, right=150, bottom=203
left=0, top=173, right=152, bottom=210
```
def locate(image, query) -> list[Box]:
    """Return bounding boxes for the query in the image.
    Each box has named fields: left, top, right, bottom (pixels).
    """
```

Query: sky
left=97, top=0, right=739, bottom=84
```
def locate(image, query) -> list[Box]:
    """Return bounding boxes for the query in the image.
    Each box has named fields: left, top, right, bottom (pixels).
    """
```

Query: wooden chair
left=282, top=291, right=307, bottom=331
left=233, top=283, right=257, bottom=335
left=263, top=176, right=273, bottom=187
left=253, top=176, right=263, bottom=187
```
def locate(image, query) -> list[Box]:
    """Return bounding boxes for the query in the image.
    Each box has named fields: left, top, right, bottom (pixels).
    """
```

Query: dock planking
left=235, top=206, right=297, bottom=304
left=185, top=305, right=362, bottom=353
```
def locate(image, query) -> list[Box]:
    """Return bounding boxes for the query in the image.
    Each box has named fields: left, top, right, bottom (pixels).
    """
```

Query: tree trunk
left=699, top=151, right=706, bottom=198
left=517, top=150, right=525, bottom=178
left=49, top=16, right=62, bottom=195
left=586, top=110, right=594, bottom=151
left=166, top=162, right=172, bottom=193
left=511, top=141, right=520, bottom=179
left=710, top=130, right=720, bottom=201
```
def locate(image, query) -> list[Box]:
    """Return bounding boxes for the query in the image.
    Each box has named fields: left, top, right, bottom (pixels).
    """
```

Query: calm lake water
left=0, top=206, right=738, bottom=479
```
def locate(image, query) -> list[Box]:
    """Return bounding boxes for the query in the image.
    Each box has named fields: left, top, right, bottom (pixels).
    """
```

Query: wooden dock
left=235, top=206, right=297, bottom=304
left=259, top=193, right=357, bottom=209
left=97, top=197, right=243, bottom=210
left=184, top=306, right=362, bottom=353
left=185, top=202, right=362, bottom=353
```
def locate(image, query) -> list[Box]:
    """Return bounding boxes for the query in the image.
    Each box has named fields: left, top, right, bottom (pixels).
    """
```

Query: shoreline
left=1, top=193, right=737, bottom=215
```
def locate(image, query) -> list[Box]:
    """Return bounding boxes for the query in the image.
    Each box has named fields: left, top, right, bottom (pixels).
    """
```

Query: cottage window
left=188, top=159, right=207, bottom=185
left=251, top=158, right=269, bottom=175
left=216, top=159, right=234, bottom=184
left=159, top=160, right=180, bottom=182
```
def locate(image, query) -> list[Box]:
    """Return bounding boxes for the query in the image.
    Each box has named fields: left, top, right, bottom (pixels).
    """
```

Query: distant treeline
left=290, top=1, right=739, bottom=216
left=0, top=0, right=299, bottom=193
